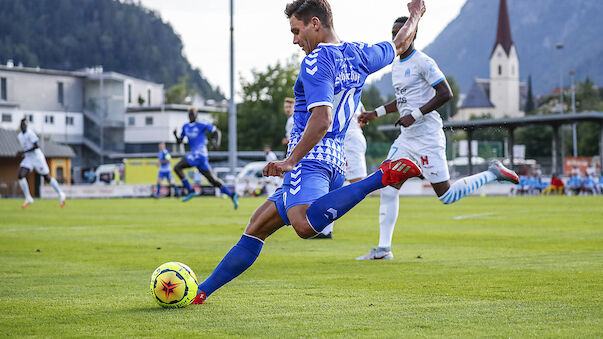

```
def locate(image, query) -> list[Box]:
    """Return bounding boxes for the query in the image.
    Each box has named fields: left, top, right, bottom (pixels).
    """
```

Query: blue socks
left=181, top=178, right=193, bottom=193
left=155, top=184, right=161, bottom=196
left=198, top=234, right=264, bottom=297
left=306, top=170, right=384, bottom=232
left=220, top=185, right=233, bottom=198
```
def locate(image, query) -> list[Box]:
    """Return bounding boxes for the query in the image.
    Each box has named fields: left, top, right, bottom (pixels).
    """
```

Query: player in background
left=16, top=118, right=66, bottom=208
left=155, top=142, right=179, bottom=198
left=190, top=0, right=426, bottom=305
left=356, top=16, right=519, bottom=260
left=282, top=97, right=295, bottom=145
left=173, top=108, right=238, bottom=208
left=345, top=102, right=368, bottom=185
left=317, top=102, right=369, bottom=239
left=264, top=145, right=279, bottom=196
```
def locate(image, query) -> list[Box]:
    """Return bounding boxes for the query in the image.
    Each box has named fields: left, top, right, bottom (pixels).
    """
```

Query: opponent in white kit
left=357, top=16, right=519, bottom=260
left=16, top=118, right=66, bottom=208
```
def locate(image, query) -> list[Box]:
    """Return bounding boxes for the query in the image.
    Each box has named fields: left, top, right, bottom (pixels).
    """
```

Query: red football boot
left=378, top=158, right=422, bottom=188
left=191, top=291, right=206, bottom=305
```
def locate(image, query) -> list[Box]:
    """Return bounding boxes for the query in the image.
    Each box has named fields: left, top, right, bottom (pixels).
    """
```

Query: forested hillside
left=0, top=0, right=223, bottom=99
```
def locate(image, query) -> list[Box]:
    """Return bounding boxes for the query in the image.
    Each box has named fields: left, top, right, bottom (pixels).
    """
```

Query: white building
left=124, top=103, right=224, bottom=155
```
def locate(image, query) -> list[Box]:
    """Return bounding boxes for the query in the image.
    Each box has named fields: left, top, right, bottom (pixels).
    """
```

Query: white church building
left=455, top=0, right=527, bottom=121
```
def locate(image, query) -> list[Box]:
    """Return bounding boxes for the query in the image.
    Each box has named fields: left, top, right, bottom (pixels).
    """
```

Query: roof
left=126, top=104, right=227, bottom=114
left=0, top=128, right=76, bottom=158
left=0, top=64, right=86, bottom=78
left=491, top=0, right=514, bottom=57
left=460, top=78, right=494, bottom=109
left=378, top=112, right=603, bottom=131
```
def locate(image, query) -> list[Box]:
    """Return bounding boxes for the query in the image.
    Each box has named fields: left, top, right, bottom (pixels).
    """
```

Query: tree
left=440, top=75, right=460, bottom=120
left=213, top=57, right=299, bottom=151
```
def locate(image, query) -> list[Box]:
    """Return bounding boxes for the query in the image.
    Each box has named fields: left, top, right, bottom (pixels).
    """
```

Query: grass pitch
left=0, top=195, right=601, bottom=338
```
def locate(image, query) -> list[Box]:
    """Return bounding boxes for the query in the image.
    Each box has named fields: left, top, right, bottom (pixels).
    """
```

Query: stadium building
left=0, top=62, right=223, bottom=183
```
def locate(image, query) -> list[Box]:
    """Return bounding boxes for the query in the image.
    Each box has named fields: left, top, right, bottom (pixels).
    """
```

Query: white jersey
left=17, top=129, right=44, bottom=159
left=392, top=49, right=445, bottom=139
left=346, top=102, right=364, bottom=134
left=285, top=115, right=294, bottom=140
left=265, top=151, right=277, bottom=162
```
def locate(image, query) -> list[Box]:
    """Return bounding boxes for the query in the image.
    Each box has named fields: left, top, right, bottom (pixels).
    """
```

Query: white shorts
left=344, top=131, right=367, bottom=181
left=20, top=153, right=50, bottom=175
left=386, top=130, right=450, bottom=184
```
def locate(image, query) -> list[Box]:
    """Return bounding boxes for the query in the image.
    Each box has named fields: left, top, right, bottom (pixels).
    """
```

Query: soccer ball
left=150, top=262, right=198, bottom=308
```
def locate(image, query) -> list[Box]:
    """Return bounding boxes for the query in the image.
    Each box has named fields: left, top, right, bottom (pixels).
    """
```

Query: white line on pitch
left=453, top=212, right=495, bottom=220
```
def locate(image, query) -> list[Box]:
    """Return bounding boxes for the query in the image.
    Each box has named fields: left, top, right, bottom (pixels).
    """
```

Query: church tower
left=489, top=0, right=521, bottom=118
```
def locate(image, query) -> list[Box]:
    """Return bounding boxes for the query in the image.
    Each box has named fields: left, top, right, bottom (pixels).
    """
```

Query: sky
left=138, top=0, right=467, bottom=97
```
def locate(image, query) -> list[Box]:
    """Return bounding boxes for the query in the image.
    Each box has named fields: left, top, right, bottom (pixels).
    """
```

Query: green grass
left=0, top=195, right=602, bottom=338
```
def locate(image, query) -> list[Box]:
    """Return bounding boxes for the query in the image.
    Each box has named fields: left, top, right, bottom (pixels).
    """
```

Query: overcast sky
left=139, top=0, right=467, bottom=97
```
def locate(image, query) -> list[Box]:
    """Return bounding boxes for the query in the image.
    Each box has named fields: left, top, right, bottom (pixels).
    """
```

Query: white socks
left=378, top=186, right=399, bottom=248
left=49, top=178, right=63, bottom=195
left=322, top=222, right=334, bottom=235
left=18, top=178, right=33, bottom=201
left=438, top=171, right=496, bottom=204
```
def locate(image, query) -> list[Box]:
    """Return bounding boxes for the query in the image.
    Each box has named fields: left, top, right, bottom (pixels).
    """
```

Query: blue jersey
left=288, top=41, right=396, bottom=173
left=158, top=149, right=172, bottom=172
left=180, top=121, right=216, bottom=156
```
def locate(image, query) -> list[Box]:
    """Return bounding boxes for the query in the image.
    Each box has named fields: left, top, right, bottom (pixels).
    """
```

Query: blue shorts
left=268, top=160, right=345, bottom=225
left=186, top=152, right=211, bottom=171
left=157, top=170, right=174, bottom=181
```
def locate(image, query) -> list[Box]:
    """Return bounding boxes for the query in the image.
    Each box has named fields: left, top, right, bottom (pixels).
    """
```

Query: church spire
left=491, top=0, right=514, bottom=56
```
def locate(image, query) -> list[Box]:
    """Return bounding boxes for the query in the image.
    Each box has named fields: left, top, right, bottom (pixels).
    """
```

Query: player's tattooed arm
left=173, top=129, right=183, bottom=144
left=395, top=80, right=453, bottom=127
left=358, top=99, right=398, bottom=125
left=17, top=142, right=39, bottom=157
left=393, top=0, right=425, bottom=56
left=263, top=106, right=332, bottom=177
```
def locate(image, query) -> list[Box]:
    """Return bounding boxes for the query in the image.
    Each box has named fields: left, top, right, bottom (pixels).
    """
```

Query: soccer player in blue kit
left=155, top=142, right=179, bottom=198
left=191, top=0, right=426, bottom=304
left=173, top=108, right=238, bottom=208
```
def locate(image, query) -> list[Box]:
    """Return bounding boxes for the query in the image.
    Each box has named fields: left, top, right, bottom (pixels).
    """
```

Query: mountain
left=371, top=0, right=603, bottom=96
left=0, top=0, right=223, bottom=100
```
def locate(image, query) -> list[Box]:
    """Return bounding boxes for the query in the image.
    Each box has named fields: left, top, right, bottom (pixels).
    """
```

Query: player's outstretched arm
left=263, top=106, right=332, bottom=177
left=359, top=99, right=398, bottom=125
left=393, top=0, right=425, bottom=56
left=210, top=129, right=222, bottom=150
left=173, top=129, right=183, bottom=144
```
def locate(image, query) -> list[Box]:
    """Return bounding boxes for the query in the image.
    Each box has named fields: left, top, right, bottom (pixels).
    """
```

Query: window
left=498, top=65, right=502, bottom=75
left=45, top=115, right=54, bottom=124
left=128, top=84, right=132, bottom=104
left=145, top=116, right=153, bottom=126
left=25, top=114, right=33, bottom=122
left=1, top=77, right=6, bottom=100
left=128, top=116, right=135, bottom=126
left=1, top=113, right=11, bottom=122
left=147, top=89, right=151, bottom=106
left=65, top=116, right=74, bottom=126
left=58, top=82, right=64, bottom=104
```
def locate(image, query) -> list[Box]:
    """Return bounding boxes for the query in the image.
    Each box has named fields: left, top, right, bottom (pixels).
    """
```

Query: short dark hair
left=394, top=16, right=408, bottom=26
left=187, top=107, right=197, bottom=114
left=285, top=0, right=333, bottom=29
left=393, top=16, right=417, bottom=36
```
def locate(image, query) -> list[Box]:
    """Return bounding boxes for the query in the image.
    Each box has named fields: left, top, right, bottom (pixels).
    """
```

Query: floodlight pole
left=570, top=70, right=577, bottom=157
left=228, top=0, right=237, bottom=175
